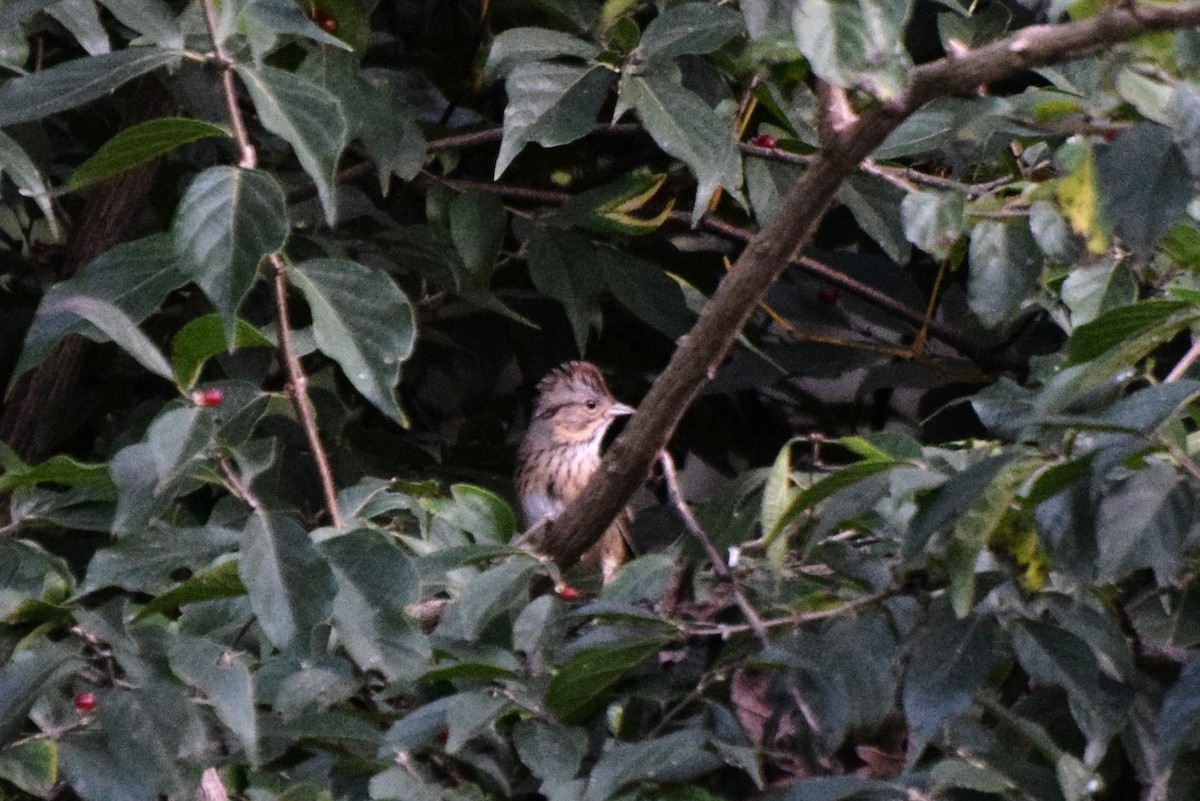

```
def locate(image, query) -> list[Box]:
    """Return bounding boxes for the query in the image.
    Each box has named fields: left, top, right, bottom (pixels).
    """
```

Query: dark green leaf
left=0, top=129, right=60, bottom=238
left=170, top=313, right=273, bottom=389
left=169, top=636, right=258, bottom=765
left=527, top=228, right=605, bottom=354
left=967, top=220, right=1042, bottom=329
left=172, top=166, right=288, bottom=337
left=901, top=190, right=964, bottom=261
left=545, top=636, right=668, bottom=723
left=793, top=0, right=913, bottom=100
left=69, top=117, right=228, bottom=191
left=904, top=609, right=997, bottom=762
left=1096, top=122, right=1190, bottom=257
left=584, top=729, right=724, bottom=801
left=0, top=48, right=179, bottom=127
left=495, top=62, right=613, bottom=177
left=638, top=2, right=744, bottom=67
left=238, top=512, right=336, bottom=650
left=1066, top=300, right=1198, bottom=364
left=10, top=234, right=186, bottom=387
left=134, top=560, right=246, bottom=620
left=288, top=258, right=415, bottom=425
left=0, top=643, right=80, bottom=743
left=435, top=558, right=539, bottom=641
left=235, top=65, right=348, bottom=226
left=1157, top=655, right=1200, bottom=763
left=617, top=69, right=744, bottom=223
left=484, top=27, right=600, bottom=80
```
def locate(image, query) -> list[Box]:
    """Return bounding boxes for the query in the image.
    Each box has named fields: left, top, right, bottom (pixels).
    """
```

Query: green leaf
left=901, top=190, right=965, bottom=261
left=617, top=69, right=744, bottom=224
left=0, top=643, right=79, bottom=744
left=544, top=636, right=667, bottom=723
left=904, top=454, right=1014, bottom=563
left=0, top=443, right=109, bottom=492
left=1066, top=300, right=1199, bottom=365
left=967, top=220, right=1042, bottom=329
left=322, top=530, right=430, bottom=680
left=48, top=0, right=109, bottom=55
left=170, top=314, right=273, bottom=389
left=838, top=174, right=911, bottom=264
left=761, top=438, right=796, bottom=545
left=172, top=166, right=288, bottom=338
left=0, top=739, right=57, bottom=797
left=767, top=459, right=903, bottom=546
left=583, top=729, right=724, bottom=801
left=235, top=65, right=349, bottom=226
left=1011, top=619, right=1132, bottom=746
left=134, top=559, right=246, bottom=620
left=449, top=191, right=507, bottom=280
left=1096, top=122, right=1191, bottom=258
left=287, top=258, right=415, bottom=425
left=495, top=62, right=613, bottom=177
left=69, top=117, right=228, bottom=192
left=484, top=27, right=600, bottom=80
left=435, top=558, right=539, bottom=641
left=85, top=523, right=239, bottom=594
left=1059, top=257, right=1136, bottom=327
left=10, top=234, right=186, bottom=388
left=1095, top=464, right=1196, bottom=585
left=169, top=637, right=259, bottom=765
left=444, top=690, right=510, bottom=753
left=239, top=0, right=349, bottom=61
left=602, top=249, right=694, bottom=339
left=555, top=170, right=676, bottom=235
left=1157, top=655, right=1200, bottom=764
left=0, top=129, right=61, bottom=239
left=47, top=295, right=172, bottom=380
left=300, top=49, right=426, bottom=192
left=637, top=2, right=744, bottom=68
left=96, top=0, right=182, bottom=48
left=513, top=719, right=587, bottom=782
left=527, top=228, right=605, bottom=354
left=238, top=512, right=336, bottom=650
left=793, top=0, right=913, bottom=100
left=0, top=48, right=180, bottom=127
left=427, top=483, right=520, bottom=543
left=903, top=609, right=997, bottom=763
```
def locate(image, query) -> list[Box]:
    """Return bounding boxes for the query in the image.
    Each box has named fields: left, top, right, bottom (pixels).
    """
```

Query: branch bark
left=537, top=2, right=1200, bottom=567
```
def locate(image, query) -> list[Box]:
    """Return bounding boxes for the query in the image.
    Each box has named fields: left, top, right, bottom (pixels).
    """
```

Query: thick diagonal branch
left=538, top=2, right=1200, bottom=566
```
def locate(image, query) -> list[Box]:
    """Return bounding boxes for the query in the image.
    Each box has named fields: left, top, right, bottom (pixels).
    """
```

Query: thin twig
left=1165, top=335, right=1200, bottom=382
left=217, top=453, right=261, bottom=512
left=199, top=0, right=343, bottom=529
left=658, top=450, right=771, bottom=647
left=270, top=256, right=344, bottom=529
left=677, top=587, right=898, bottom=637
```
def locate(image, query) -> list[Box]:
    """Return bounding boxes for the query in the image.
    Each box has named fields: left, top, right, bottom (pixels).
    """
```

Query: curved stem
left=199, top=0, right=343, bottom=529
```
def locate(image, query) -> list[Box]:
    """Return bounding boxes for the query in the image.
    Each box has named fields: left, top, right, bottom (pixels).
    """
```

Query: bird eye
left=585, top=399, right=597, bottom=410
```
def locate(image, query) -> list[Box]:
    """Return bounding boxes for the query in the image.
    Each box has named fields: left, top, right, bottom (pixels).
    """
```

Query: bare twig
left=658, top=450, right=771, bottom=647
left=217, top=454, right=262, bottom=512
left=677, top=587, right=898, bottom=637
left=199, top=0, right=343, bottom=529
left=1165, top=335, right=1200, bottom=383
left=546, top=2, right=1200, bottom=567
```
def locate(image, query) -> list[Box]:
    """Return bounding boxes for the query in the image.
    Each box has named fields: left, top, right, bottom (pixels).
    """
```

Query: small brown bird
left=515, top=361, right=634, bottom=582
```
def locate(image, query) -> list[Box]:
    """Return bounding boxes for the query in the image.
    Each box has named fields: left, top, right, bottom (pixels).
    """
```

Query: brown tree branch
left=538, top=2, right=1200, bottom=567
left=200, top=0, right=343, bottom=529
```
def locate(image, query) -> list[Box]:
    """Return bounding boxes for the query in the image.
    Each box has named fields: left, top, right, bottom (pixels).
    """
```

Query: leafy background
left=3, top=0, right=1200, bottom=800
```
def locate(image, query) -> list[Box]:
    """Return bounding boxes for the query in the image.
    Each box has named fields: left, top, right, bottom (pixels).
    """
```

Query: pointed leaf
left=70, top=117, right=228, bottom=192
left=495, top=62, right=612, bottom=177
left=169, top=637, right=258, bottom=765
left=172, top=166, right=288, bottom=335
left=0, top=129, right=60, bottom=238
left=236, top=65, right=349, bottom=225
left=48, top=295, right=172, bottom=380
left=484, top=27, right=600, bottom=80
left=238, top=512, right=336, bottom=649
left=544, top=636, right=668, bottom=723
left=638, top=2, right=744, bottom=67
left=794, top=0, right=913, bottom=100
left=618, top=70, right=744, bottom=223
left=170, top=314, right=273, bottom=389
left=0, top=48, right=179, bottom=127
left=287, top=258, right=415, bottom=425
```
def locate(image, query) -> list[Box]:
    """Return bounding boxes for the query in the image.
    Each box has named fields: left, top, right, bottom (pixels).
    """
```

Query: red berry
left=74, top=692, right=97, bottom=713
left=818, top=286, right=839, bottom=305
left=313, top=12, right=337, bottom=32
left=556, top=585, right=580, bottom=601
left=749, top=134, right=777, bottom=149
left=192, top=388, right=224, bottom=407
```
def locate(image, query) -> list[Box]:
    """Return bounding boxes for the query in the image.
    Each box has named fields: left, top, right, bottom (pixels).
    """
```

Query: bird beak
left=610, top=402, right=635, bottom=417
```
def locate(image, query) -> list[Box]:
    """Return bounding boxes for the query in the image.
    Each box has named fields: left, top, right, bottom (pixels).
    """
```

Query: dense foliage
left=5, top=0, right=1200, bottom=799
